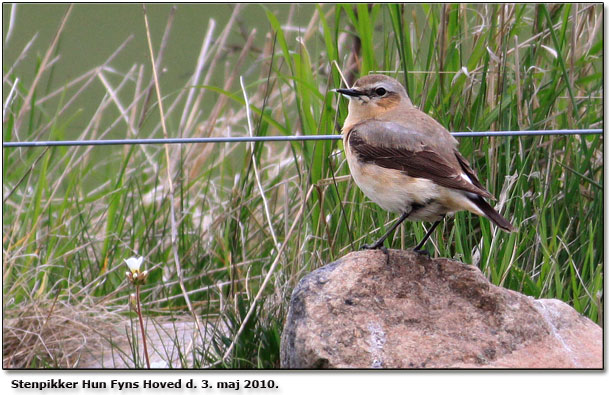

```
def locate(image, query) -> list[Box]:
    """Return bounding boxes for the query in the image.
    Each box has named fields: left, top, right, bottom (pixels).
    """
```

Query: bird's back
left=378, top=106, right=459, bottom=147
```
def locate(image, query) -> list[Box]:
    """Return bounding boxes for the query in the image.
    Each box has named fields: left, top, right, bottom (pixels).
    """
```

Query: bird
left=334, top=74, right=515, bottom=252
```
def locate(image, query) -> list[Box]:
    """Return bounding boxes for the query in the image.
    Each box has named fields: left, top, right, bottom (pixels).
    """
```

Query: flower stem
left=136, top=284, right=151, bottom=369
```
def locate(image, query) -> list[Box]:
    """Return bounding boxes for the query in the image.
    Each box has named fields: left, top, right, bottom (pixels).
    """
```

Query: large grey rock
left=280, top=249, right=602, bottom=369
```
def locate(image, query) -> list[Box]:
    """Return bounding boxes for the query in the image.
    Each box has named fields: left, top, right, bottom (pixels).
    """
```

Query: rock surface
left=280, top=249, right=602, bottom=369
left=3, top=306, right=208, bottom=368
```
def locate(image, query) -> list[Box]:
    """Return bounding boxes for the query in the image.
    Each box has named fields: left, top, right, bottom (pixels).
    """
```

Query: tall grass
left=2, top=4, right=603, bottom=368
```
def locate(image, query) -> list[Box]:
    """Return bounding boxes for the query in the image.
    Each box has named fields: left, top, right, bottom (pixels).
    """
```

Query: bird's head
left=334, top=75, right=412, bottom=121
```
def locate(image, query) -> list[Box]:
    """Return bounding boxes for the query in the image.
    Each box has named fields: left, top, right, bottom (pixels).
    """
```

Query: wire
left=2, top=129, right=602, bottom=148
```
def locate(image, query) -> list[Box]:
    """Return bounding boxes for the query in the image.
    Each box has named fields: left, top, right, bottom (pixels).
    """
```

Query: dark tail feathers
left=468, top=195, right=516, bottom=232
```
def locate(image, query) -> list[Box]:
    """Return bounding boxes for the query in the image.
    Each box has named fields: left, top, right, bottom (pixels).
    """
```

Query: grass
left=2, top=4, right=603, bottom=368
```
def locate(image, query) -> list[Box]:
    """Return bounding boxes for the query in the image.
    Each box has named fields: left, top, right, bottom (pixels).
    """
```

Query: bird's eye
left=375, top=87, right=386, bottom=96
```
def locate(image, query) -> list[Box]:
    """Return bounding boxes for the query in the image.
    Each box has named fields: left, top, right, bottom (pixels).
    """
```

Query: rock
left=280, top=249, right=602, bottom=369
left=3, top=305, right=209, bottom=368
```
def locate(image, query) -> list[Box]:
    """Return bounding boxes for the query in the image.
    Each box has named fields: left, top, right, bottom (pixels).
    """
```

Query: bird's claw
left=361, top=244, right=390, bottom=264
left=361, top=243, right=379, bottom=250
left=413, top=248, right=430, bottom=257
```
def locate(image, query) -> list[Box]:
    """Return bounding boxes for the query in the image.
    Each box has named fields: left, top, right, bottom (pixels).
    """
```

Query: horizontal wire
left=2, top=129, right=602, bottom=148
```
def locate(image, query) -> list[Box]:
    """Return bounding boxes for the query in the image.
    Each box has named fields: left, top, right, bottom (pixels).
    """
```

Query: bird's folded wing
left=454, top=151, right=496, bottom=200
left=347, top=120, right=494, bottom=199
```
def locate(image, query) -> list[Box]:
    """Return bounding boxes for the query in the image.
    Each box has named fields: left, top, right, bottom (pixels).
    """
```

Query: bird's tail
left=467, top=195, right=516, bottom=232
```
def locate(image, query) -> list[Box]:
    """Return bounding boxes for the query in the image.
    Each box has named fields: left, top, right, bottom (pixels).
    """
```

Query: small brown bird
left=335, top=74, right=515, bottom=252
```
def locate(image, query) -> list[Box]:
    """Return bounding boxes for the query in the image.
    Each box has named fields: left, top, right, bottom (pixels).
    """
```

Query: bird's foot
left=412, top=248, right=430, bottom=258
left=361, top=244, right=389, bottom=263
left=361, top=243, right=383, bottom=250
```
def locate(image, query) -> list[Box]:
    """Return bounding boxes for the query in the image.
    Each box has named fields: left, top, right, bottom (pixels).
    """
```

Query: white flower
left=125, top=256, right=144, bottom=273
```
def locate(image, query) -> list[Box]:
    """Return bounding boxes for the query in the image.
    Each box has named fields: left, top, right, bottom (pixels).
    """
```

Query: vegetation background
left=2, top=3, right=603, bottom=368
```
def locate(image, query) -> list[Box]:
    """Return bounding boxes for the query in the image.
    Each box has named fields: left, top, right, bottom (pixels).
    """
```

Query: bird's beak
left=333, top=88, right=365, bottom=98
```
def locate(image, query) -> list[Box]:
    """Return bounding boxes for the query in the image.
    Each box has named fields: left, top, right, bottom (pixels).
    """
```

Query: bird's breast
left=344, top=138, right=436, bottom=214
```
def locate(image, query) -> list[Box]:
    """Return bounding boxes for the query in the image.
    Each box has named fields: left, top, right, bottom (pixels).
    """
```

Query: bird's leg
left=412, top=217, right=444, bottom=254
left=362, top=211, right=410, bottom=250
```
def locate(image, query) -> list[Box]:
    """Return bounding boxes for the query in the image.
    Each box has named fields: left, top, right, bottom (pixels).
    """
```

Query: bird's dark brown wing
left=347, top=120, right=494, bottom=199
left=454, top=151, right=496, bottom=200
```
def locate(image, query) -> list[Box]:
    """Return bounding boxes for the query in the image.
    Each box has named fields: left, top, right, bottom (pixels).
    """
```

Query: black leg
left=362, top=211, right=411, bottom=250
left=413, top=217, right=444, bottom=253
